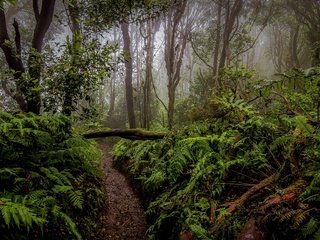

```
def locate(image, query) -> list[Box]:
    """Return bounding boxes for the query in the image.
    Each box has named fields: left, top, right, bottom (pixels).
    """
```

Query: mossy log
left=82, top=128, right=168, bottom=140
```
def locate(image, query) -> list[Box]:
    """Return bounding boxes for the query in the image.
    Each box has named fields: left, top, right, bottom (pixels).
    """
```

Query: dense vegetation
left=0, top=112, right=104, bottom=239
left=112, top=67, right=320, bottom=239
left=1, top=0, right=320, bottom=239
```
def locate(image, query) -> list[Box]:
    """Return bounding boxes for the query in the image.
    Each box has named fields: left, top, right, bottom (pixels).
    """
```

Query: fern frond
left=51, top=205, right=82, bottom=240
left=0, top=168, right=24, bottom=179
left=0, top=198, right=46, bottom=229
left=293, top=209, right=309, bottom=229
left=52, top=185, right=73, bottom=193
left=40, top=167, right=73, bottom=186
left=68, top=190, right=83, bottom=209
left=302, top=217, right=319, bottom=237
left=313, top=228, right=320, bottom=240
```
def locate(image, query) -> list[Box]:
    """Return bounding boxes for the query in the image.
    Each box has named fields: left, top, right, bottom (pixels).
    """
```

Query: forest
left=1, top=0, right=320, bottom=239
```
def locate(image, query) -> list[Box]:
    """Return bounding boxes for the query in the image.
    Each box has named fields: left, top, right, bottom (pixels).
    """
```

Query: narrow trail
left=95, top=142, right=147, bottom=240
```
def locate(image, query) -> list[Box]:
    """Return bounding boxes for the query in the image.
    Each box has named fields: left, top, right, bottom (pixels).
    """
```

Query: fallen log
left=237, top=179, right=307, bottom=240
left=82, top=128, right=168, bottom=140
left=222, top=173, right=277, bottom=214
left=210, top=174, right=277, bottom=235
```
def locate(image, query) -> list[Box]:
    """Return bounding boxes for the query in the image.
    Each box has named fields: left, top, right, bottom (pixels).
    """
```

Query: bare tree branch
left=151, top=75, right=168, bottom=112
left=189, top=35, right=214, bottom=70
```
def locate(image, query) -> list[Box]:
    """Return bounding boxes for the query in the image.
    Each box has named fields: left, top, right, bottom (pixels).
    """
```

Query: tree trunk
left=0, top=0, right=56, bottom=114
left=167, top=86, right=176, bottom=130
left=0, top=5, right=27, bottom=111
left=142, top=19, right=159, bottom=129
left=143, top=27, right=152, bottom=129
left=134, top=26, right=143, bottom=127
left=62, top=0, right=81, bottom=116
left=107, top=27, right=120, bottom=124
left=121, top=22, right=136, bottom=128
left=289, top=24, right=300, bottom=68
left=218, top=0, right=243, bottom=72
left=107, top=76, right=116, bottom=120
left=164, top=0, right=187, bottom=130
left=213, top=0, right=222, bottom=78
left=28, top=0, right=56, bottom=114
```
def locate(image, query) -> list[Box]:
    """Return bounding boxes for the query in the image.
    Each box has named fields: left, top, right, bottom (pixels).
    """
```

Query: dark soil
left=94, top=142, right=147, bottom=240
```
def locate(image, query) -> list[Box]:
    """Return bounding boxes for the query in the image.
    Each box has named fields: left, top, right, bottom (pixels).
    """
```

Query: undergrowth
left=112, top=67, right=320, bottom=240
left=0, top=112, right=104, bottom=239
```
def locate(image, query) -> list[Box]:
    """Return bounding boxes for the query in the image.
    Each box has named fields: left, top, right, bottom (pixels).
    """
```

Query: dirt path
left=95, top=143, right=147, bottom=240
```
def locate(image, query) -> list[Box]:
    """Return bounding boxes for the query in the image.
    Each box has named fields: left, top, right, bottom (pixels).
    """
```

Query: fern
left=40, top=167, right=73, bottom=186
left=0, top=111, right=104, bottom=239
left=303, top=217, right=320, bottom=239
left=0, top=198, right=46, bottom=229
left=216, top=93, right=257, bottom=119
left=110, top=81, right=320, bottom=240
left=0, top=168, right=24, bottom=179
left=53, top=185, right=84, bottom=209
left=300, top=171, right=320, bottom=203
left=51, top=205, right=82, bottom=240
left=314, top=228, right=320, bottom=240
left=141, top=169, right=166, bottom=192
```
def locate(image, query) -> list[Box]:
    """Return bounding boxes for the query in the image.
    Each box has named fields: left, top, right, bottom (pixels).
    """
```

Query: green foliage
left=218, top=66, right=256, bottom=96
left=252, top=67, right=320, bottom=120
left=112, top=70, right=320, bottom=239
left=0, top=198, right=45, bottom=230
left=189, top=70, right=213, bottom=104
left=0, top=112, right=104, bottom=239
left=43, top=38, right=115, bottom=117
left=112, top=96, right=280, bottom=239
left=82, top=0, right=172, bottom=30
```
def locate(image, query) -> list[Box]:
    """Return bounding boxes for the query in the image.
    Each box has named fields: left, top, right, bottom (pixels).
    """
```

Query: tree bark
left=167, top=87, right=176, bottom=130
left=0, top=7, right=27, bottom=111
left=121, top=22, right=136, bottom=128
left=141, top=19, right=160, bottom=129
left=164, top=0, right=187, bottom=130
left=218, top=0, right=243, bottom=72
left=28, top=0, right=56, bottom=114
left=107, top=27, right=120, bottom=124
left=0, top=6, right=27, bottom=97
left=289, top=24, right=300, bottom=68
left=143, top=21, right=153, bottom=129
left=0, top=0, right=56, bottom=114
left=213, top=0, right=222, bottom=79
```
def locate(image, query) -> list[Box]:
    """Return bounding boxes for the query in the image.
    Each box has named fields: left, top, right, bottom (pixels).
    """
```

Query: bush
left=112, top=89, right=320, bottom=240
left=0, top=112, right=104, bottom=239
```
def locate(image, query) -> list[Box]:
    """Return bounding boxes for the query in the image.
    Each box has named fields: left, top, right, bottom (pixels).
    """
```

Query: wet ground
left=95, top=143, right=147, bottom=240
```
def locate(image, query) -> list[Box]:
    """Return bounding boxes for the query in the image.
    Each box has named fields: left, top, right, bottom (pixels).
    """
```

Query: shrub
left=0, top=112, right=104, bottom=239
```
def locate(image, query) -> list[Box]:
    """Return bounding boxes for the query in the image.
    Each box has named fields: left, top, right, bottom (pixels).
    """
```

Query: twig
left=151, top=76, right=168, bottom=112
